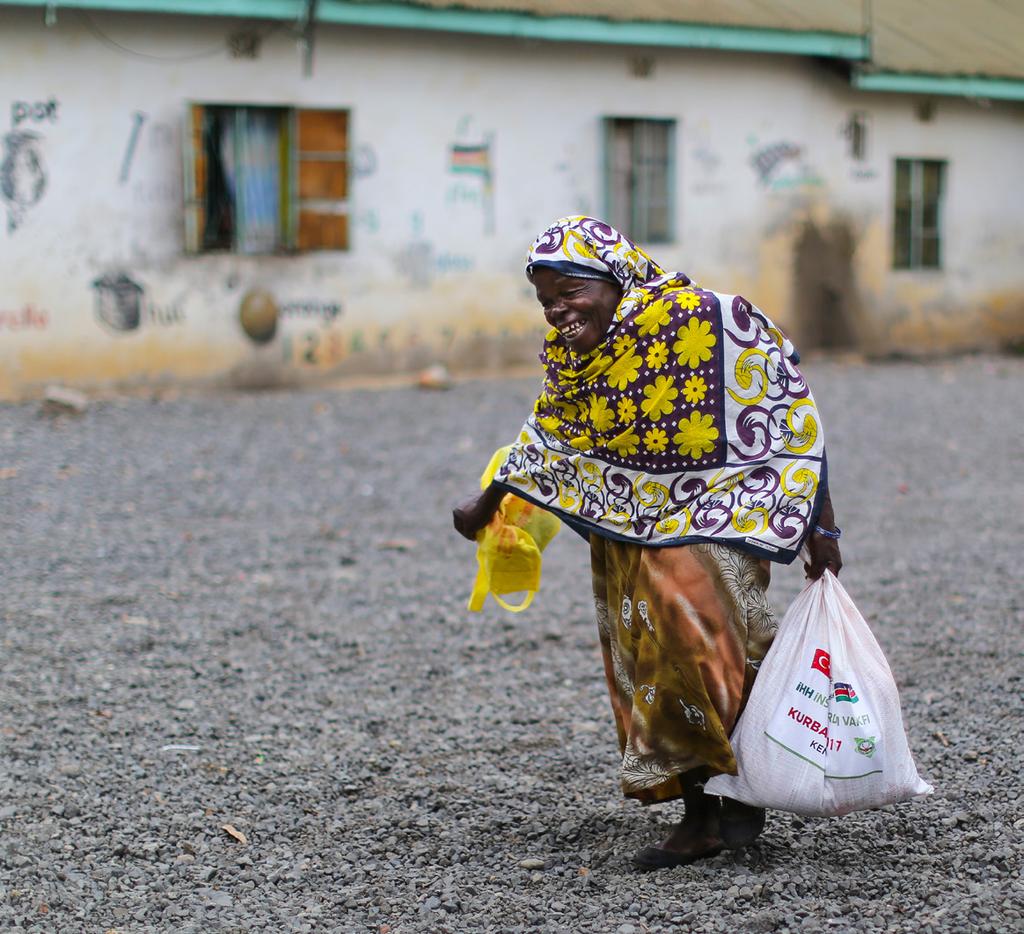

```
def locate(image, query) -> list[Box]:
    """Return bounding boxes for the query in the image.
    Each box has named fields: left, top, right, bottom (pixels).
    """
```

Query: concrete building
left=1, top=0, right=1022, bottom=398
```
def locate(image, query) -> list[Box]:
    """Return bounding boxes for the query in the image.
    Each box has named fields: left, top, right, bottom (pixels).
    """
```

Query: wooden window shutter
left=295, top=109, right=349, bottom=251
left=183, top=103, right=206, bottom=254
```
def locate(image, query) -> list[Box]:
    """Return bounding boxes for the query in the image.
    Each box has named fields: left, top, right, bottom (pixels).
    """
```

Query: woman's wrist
left=480, top=481, right=505, bottom=510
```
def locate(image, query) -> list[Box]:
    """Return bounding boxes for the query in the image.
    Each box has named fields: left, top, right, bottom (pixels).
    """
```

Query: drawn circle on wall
left=239, top=288, right=279, bottom=344
left=1, top=131, right=48, bottom=233
left=91, top=273, right=144, bottom=332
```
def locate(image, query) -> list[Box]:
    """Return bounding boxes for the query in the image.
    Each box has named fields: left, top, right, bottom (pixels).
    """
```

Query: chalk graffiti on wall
left=0, top=304, right=49, bottom=330
left=92, top=273, right=143, bottom=331
left=91, top=272, right=185, bottom=333
left=446, top=116, right=494, bottom=234
left=306, top=325, right=449, bottom=364
left=392, top=210, right=476, bottom=286
left=1, top=132, right=47, bottom=233
left=839, top=113, right=878, bottom=182
left=750, top=141, right=801, bottom=182
left=3, top=96, right=58, bottom=233
left=355, top=209, right=380, bottom=233
left=397, top=240, right=433, bottom=287
left=116, top=112, right=176, bottom=197
left=281, top=299, right=343, bottom=324
left=281, top=330, right=347, bottom=367
left=353, top=144, right=377, bottom=179
left=238, top=289, right=344, bottom=350
left=749, top=139, right=822, bottom=191
left=11, top=98, right=59, bottom=128
left=435, top=253, right=474, bottom=274
left=119, top=111, right=147, bottom=184
left=395, top=241, right=476, bottom=287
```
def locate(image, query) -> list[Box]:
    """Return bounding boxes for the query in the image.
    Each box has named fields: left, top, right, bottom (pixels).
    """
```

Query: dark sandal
left=718, top=797, right=766, bottom=849
left=633, top=843, right=724, bottom=871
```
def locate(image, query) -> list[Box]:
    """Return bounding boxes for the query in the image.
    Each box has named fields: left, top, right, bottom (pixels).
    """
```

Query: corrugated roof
left=372, top=0, right=1024, bottom=79
left=867, top=0, right=1024, bottom=79
left=376, top=1, right=865, bottom=34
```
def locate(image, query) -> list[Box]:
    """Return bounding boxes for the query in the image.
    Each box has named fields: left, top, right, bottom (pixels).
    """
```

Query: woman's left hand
left=804, top=531, right=842, bottom=580
left=804, top=486, right=842, bottom=579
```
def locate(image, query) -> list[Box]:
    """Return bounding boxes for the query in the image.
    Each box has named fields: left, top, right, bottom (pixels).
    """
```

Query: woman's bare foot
left=634, top=810, right=723, bottom=870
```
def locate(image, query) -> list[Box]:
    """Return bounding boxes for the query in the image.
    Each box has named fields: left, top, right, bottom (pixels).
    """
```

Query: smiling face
left=530, top=267, right=622, bottom=355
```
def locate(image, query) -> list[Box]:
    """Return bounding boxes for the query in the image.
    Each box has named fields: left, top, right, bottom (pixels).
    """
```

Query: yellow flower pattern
left=608, top=428, right=640, bottom=457
left=606, top=350, right=642, bottom=390
left=643, top=427, right=669, bottom=453
left=673, top=412, right=720, bottom=459
left=589, top=394, right=615, bottom=432
left=536, top=284, right=726, bottom=470
left=645, top=341, right=668, bottom=369
left=636, top=299, right=672, bottom=336
left=612, top=333, right=636, bottom=357
left=675, top=290, right=701, bottom=311
left=673, top=317, right=717, bottom=368
left=682, top=375, right=708, bottom=404
left=640, top=375, right=679, bottom=420
left=537, top=415, right=564, bottom=438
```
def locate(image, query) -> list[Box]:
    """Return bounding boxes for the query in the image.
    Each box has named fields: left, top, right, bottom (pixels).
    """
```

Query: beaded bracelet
left=814, top=525, right=842, bottom=539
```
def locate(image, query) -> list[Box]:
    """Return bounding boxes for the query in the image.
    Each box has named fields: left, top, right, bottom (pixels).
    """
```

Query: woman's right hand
left=452, top=483, right=505, bottom=541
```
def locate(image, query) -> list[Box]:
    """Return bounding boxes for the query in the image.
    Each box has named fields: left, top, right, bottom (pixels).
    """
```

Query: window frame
left=601, top=116, right=676, bottom=244
left=892, top=157, right=946, bottom=271
left=183, top=101, right=350, bottom=255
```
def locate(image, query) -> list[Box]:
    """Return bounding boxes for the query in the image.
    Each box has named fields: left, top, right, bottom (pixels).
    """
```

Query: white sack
left=706, top=570, right=933, bottom=816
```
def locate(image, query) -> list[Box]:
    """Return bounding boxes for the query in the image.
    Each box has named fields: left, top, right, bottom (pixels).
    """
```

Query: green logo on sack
left=855, top=736, right=877, bottom=758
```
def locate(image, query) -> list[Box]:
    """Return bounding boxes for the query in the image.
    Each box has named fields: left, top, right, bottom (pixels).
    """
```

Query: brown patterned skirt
left=590, top=536, right=778, bottom=804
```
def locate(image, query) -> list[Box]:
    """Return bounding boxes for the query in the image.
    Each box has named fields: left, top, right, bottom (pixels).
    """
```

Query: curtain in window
left=201, top=110, right=234, bottom=251
left=231, top=110, right=282, bottom=254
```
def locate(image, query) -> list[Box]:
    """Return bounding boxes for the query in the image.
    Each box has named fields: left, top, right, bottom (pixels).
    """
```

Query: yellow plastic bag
left=467, top=446, right=561, bottom=613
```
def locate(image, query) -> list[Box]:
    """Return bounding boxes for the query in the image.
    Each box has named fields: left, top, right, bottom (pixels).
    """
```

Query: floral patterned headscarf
left=491, top=216, right=827, bottom=564
left=526, top=215, right=666, bottom=290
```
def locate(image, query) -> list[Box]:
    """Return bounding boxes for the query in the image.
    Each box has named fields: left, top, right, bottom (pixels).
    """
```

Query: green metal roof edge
left=3, top=0, right=868, bottom=59
left=853, top=69, right=1024, bottom=101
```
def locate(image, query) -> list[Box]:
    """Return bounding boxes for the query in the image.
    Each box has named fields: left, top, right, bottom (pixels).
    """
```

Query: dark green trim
left=853, top=69, right=1024, bottom=101
left=4, top=1, right=869, bottom=59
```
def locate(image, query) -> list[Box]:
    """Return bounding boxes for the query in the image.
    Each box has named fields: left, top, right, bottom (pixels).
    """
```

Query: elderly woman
left=453, top=216, right=841, bottom=870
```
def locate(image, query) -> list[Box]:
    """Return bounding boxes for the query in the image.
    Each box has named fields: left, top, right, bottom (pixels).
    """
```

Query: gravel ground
left=0, top=354, right=1021, bottom=933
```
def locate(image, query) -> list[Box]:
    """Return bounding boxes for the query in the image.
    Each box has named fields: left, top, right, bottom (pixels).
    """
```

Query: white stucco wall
left=1, top=8, right=1022, bottom=398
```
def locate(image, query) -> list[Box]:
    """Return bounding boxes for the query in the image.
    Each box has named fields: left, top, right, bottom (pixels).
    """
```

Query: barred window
left=603, top=117, right=675, bottom=243
left=893, top=158, right=945, bottom=269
